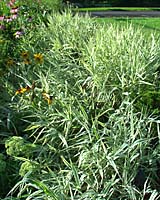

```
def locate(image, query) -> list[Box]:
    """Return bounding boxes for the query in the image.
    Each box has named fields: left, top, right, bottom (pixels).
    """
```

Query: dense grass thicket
left=1, top=1, right=160, bottom=199
left=94, top=17, right=160, bottom=36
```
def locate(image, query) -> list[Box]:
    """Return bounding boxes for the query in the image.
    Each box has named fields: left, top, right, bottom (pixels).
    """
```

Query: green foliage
left=5, top=136, right=37, bottom=157
left=19, top=160, right=39, bottom=176
left=1, top=4, right=160, bottom=200
left=0, top=154, right=6, bottom=173
left=3, top=12, right=160, bottom=199
left=0, top=0, right=61, bottom=76
left=40, top=0, right=63, bottom=11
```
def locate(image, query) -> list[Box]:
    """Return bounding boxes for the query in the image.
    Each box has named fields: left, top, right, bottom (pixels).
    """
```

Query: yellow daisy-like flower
left=23, top=59, right=31, bottom=65
left=15, top=86, right=31, bottom=95
left=34, top=53, right=43, bottom=64
left=7, top=58, right=14, bottom=67
left=21, top=51, right=29, bottom=59
left=42, top=92, right=53, bottom=105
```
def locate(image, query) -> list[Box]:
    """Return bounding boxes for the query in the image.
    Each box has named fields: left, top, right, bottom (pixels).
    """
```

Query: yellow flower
left=7, top=58, right=14, bottom=67
left=15, top=86, right=31, bottom=95
left=42, top=92, right=53, bottom=105
left=21, top=51, right=29, bottom=59
left=34, top=53, right=43, bottom=64
left=23, top=59, right=31, bottom=65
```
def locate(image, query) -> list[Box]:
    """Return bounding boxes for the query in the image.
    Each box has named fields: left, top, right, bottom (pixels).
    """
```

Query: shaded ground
left=79, top=11, right=160, bottom=17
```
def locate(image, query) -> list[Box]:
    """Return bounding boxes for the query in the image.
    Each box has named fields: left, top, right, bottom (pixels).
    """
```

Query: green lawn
left=94, top=17, right=160, bottom=34
left=76, top=7, right=160, bottom=11
left=75, top=7, right=160, bottom=34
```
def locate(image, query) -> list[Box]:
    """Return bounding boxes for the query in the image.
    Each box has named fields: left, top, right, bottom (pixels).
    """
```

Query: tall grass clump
left=2, top=11, right=160, bottom=199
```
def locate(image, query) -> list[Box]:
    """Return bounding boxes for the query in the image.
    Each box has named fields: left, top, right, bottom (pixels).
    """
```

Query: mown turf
left=94, top=17, right=160, bottom=34
left=76, top=7, right=160, bottom=12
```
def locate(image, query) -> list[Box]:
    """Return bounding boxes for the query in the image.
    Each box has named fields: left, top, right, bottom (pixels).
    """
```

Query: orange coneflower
left=15, top=85, right=31, bottom=95
left=23, top=59, right=31, bottom=65
left=21, top=51, right=29, bottom=59
left=34, top=53, right=43, bottom=64
left=6, top=58, right=14, bottom=67
left=42, top=92, right=53, bottom=105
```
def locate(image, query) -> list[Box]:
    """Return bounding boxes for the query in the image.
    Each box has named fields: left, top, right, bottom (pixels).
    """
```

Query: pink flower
left=0, top=25, right=5, bottom=30
left=11, top=14, right=18, bottom=19
left=0, top=16, right=4, bottom=21
left=5, top=17, right=13, bottom=22
left=10, top=7, right=19, bottom=14
left=28, top=16, right=32, bottom=22
left=7, top=0, right=16, bottom=7
left=14, top=31, right=24, bottom=38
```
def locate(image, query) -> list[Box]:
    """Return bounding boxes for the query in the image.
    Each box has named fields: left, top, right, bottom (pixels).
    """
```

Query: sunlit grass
left=94, top=17, right=160, bottom=36
left=1, top=8, right=160, bottom=200
left=76, top=7, right=160, bottom=11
